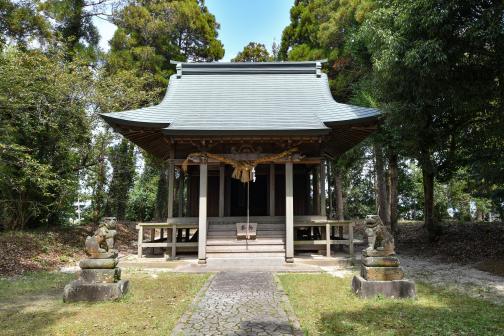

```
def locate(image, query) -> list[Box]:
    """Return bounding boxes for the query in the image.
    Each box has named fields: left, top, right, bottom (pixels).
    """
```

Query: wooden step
left=208, top=223, right=285, bottom=231
left=207, top=230, right=285, bottom=238
left=206, top=244, right=285, bottom=253
left=206, top=252, right=286, bottom=258
left=207, top=238, right=285, bottom=245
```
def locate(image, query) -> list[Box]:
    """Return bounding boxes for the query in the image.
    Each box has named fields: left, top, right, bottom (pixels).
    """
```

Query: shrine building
left=101, top=61, right=379, bottom=264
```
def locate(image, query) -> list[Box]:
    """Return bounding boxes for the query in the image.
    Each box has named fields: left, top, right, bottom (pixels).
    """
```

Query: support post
left=171, top=225, right=176, bottom=259
left=178, top=173, right=184, bottom=217
left=198, top=159, right=208, bottom=264
left=167, top=149, right=175, bottom=219
left=219, top=165, right=225, bottom=217
left=285, top=161, right=294, bottom=263
left=137, top=225, right=143, bottom=258
left=320, top=160, right=327, bottom=217
left=326, top=223, right=331, bottom=257
left=269, top=164, right=275, bottom=216
left=349, top=222, right=354, bottom=258
left=313, top=167, right=320, bottom=215
left=327, top=161, right=333, bottom=219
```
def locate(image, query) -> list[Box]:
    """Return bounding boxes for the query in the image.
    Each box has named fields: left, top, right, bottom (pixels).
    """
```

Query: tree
left=126, top=157, right=158, bottom=221
left=232, top=42, right=271, bottom=62
left=358, top=0, right=504, bottom=239
left=0, top=48, right=93, bottom=228
left=280, top=0, right=376, bottom=102
left=106, top=0, right=225, bottom=220
left=108, top=0, right=224, bottom=88
left=41, top=0, right=112, bottom=59
left=105, top=139, right=136, bottom=220
left=0, top=0, right=50, bottom=49
left=91, top=66, right=162, bottom=224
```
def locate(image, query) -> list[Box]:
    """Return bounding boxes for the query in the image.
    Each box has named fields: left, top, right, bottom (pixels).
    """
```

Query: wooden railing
left=294, top=220, right=354, bottom=257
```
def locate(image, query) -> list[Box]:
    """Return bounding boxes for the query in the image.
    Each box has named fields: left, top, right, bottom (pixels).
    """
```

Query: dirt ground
left=0, top=222, right=137, bottom=277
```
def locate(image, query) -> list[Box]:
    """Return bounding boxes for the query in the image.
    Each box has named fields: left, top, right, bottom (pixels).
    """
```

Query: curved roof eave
left=315, top=73, right=381, bottom=125
left=99, top=108, right=172, bottom=129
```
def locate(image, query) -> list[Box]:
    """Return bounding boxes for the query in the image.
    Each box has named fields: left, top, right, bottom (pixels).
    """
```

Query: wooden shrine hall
left=101, top=61, right=379, bottom=263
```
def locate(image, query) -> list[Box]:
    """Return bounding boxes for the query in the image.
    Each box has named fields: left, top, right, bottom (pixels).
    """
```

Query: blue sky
left=206, top=0, right=293, bottom=61
left=94, top=0, right=294, bottom=61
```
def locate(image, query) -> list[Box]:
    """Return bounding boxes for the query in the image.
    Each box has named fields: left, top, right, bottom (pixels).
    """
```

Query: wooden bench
left=294, top=220, right=354, bottom=257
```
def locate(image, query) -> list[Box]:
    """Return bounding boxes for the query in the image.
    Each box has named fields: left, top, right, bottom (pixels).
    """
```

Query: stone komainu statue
left=364, top=215, right=395, bottom=256
left=84, top=217, right=118, bottom=258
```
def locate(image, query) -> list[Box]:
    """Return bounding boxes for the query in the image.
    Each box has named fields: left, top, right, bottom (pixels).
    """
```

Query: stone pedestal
left=63, top=279, right=129, bottom=303
left=352, top=251, right=415, bottom=299
left=63, top=257, right=128, bottom=303
left=352, top=275, right=415, bottom=298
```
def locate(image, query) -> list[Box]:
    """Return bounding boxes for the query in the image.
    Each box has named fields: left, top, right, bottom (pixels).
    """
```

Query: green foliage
left=280, top=0, right=376, bottom=102
left=355, top=0, right=504, bottom=233
left=105, top=140, right=136, bottom=220
left=108, top=0, right=225, bottom=88
left=41, top=0, right=108, bottom=60
left=0, top=49, right=92, bottom=229
left=232, top=42, right=271, bottom=62
left=0, top=0, right=50, bottom=49
left=126, top=159, right=159, bottom=221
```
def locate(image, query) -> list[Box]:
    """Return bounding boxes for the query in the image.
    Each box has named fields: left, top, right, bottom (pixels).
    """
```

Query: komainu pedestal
left=352, top=215, right=416, bottom=299
left=63, top=217, right=129, bottom=302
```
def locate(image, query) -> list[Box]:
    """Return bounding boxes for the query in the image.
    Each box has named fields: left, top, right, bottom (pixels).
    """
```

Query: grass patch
left=279, top=273, right=504, bottom=336
left=0, top=271, right=209, bottom=336
left=0, top=272, right=75, bottom=300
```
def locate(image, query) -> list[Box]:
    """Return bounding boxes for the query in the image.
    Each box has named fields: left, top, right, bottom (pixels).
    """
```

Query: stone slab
left=88, top=251, right=118, bottom=259
left=363, top=249, right=395, bottom=257
left=63, top=279, right=129, bottom=302
left=79, top=258, right=118, bottom=269
left=79, top=268, right=121, bottom=283
left=362, top=256, right=400, bottom=267
left=352, top=275, right=416, bottom=298
left=361, top=265, right=404, bottom=281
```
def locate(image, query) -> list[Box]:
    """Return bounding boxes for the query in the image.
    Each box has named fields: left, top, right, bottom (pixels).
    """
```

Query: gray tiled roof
left=101, top=61, right=379, bottom=134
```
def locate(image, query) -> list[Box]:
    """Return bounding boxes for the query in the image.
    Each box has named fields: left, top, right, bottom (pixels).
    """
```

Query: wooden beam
left=198, top=159, right=208, bottom=264
left=285, top=161, right=294, bottom=263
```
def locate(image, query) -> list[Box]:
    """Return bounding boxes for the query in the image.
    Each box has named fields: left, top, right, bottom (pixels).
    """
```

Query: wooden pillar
left=171, top=225, right=176, bottom=259
left=219, top=165, right=225, bottom=217
left=167, top=150, right=175, bottom=219
left=269, top=164, right=275, bottom=216
left=178, top=172, right=184, bottom=217
left=320, top=160, right=327, bottom=217
left=313, top=167, right=320, bottom=215
left=349, top=222, right=354, bottom=257
left=327, top=161, right=333, bottom=219
left=137, top=225, right=143, bottom=258
left=225, top=166, right=231, bottom=216
left=198, top=159, right=208, bottom=264
left=326, top=223, right=331, bottom=257
left=285, top=161, right=294, bottom=263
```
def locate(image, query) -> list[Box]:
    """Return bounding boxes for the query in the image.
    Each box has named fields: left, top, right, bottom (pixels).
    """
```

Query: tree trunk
left=422, top=167, right=439, bottom=241
left=334, top=167, right=344, bottom=220
left=374, top=142, right=390, bottom=226
left=388, top=152, right=399, bottom=234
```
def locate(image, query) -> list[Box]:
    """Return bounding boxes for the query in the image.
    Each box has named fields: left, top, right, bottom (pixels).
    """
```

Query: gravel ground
left=399, top=254, right=504, bottom=305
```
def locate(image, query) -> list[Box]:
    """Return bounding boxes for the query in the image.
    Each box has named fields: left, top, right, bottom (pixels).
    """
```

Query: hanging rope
left=181, top=147, right=299, bottom=183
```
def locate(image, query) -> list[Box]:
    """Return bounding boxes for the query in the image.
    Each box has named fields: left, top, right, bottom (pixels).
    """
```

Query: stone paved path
left=172, top=272, right=302, bottom=336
